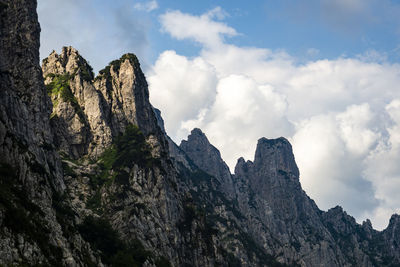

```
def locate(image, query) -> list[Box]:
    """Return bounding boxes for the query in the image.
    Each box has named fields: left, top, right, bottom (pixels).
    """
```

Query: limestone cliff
left=181, top=132, right=400, bottom=266
left=233, top=138, right=345, bottom=266
left=180, top=128, right=235, bottom=198
left=42, top=47, right=165, bottom=160
left=0, top=1, right=99, bottom=265
left=42, top=48, right=278, bottom=265
left=42, top=47, right=106, bottom=158
left=1, top=1, right=400, bottom=266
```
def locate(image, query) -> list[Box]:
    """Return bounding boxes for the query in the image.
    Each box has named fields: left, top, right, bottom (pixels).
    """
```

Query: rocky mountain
left=179, top=128, right=235, bottom=198
left=1, top=0, right=400, bottom=266
left=0, top=0, right=100, bottom=265
left=41, top=46, right=165, bottom=159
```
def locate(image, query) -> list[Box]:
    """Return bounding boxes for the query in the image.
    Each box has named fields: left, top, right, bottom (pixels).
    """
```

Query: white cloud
left=159, top=7, right=237, bottom=48
left=336, top=104, right=379, bottom=155
left=148, top=51, right=218, bottom=141
left=193, top=75, right=292, bottom=168
left=134, top=0, right=158, bottom=12
left=148, top=7, right=400, bottom=230
left=357, top=50, right=388, bottom=63
left=362, top=99, right=400, bottom=228
left=291, top=105, right=380, bottom=219
left=205, top=6, right=229, bottom=20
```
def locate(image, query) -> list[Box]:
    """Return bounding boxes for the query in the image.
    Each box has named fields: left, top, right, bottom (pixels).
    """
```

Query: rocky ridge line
left=179, top=128, right=400, bottom=266
left=42, top=47, right=167, bottom=160
left=1, top=1, right=400, bottom=266
left=41, top=47, right=280, bottom=266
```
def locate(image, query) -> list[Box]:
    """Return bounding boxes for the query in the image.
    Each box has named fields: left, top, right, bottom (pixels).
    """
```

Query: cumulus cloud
left=362, top=99, right=400, bottom=228
left=148, top=7, right=400, bottom=230
left=134, top=0, right=158, bottom=12
left=182, top=74, right=293, bottom=168
left=38, top=0, right=151, bottom=73
left=159, top=7, right=237, bottom=48
left=148, top=50, right=218, bottom=140
left=291, top=104, right=380, bottom=219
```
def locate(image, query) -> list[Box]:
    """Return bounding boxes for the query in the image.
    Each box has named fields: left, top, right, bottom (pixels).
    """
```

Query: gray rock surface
left=41, top=46, right=168, bottom=160
left=182, top=132, right=400, bottom=266
left=42, top=47, right=111, bottom=158
left=233, top=138, right=344, bottom=266
left=0, top=1, right=99, bottom=266
left=1, top=1, right=400, bottom=266
left=180, top=128, right=235, bottom=198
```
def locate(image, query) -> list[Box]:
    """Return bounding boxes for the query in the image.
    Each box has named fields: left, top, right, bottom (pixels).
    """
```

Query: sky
left=38, top=0, right=400, bottom=230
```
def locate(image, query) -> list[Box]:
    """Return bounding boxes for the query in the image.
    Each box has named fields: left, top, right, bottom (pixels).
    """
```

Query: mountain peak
left=181, top=128, right=209, bottom=146
left=180, top=128, right=234, bottom=196
left=42, top=46, right=94, bottom=82
left=190, top=127, right=205, bottom=135
left=42, top=47, right=163, bottom=158
left=254, top=136, right=299, bottom=178
left=96, top=53, right=141, bottom=80
left=387, top=214, right=400, bottom=228
left=180, top=128, right=214, bottom=156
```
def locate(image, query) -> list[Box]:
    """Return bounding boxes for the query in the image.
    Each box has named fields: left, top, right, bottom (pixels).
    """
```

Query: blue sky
left=38, top=0, right=400, bottom=71
left=38, top=0, right=400, bottom=230
left=148, top=0, right=400, bottom=63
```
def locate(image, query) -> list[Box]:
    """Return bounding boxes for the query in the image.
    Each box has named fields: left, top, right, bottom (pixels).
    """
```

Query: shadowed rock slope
left=178, top=125, right=400, bottom=267
left=1, top=1, right=400, bottom=266
left=0, top=0, right=100, bottom=265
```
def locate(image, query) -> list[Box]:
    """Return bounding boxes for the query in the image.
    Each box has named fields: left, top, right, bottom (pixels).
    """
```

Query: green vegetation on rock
left=85, top=124, right=159, bottom=214
left=46, top=73, right=85, bottom=122
left=78, top=216, right=171, bottom=267
left=95, top=124, right=159, bottom=186
left=111, top=124, right=155, bottom=168
left=96, top=53, right=140, bottom=81
left=86, top=190, right=102, bottom=214
left=76, top=60, right=94, bottom=81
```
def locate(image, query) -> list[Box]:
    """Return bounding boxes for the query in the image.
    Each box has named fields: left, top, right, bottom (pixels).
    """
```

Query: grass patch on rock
left=93, top=124, right=159, bottom=187
left=46, top=73, right=85, bottom=123
left=78, top=216, right=171, bottom=267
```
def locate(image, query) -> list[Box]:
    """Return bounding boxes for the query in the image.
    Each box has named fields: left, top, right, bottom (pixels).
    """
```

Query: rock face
left=42, top=47, right=104, bottom=158
left=180, top=133, right=400, bottom=266
left=1, top=1, right=400, bottom=266
left=42, top=47, right=165, bottom=159
left=233, top=138, right=343, bottom=266
left=180, top=128, right=235, bottom=198
left=0, top=1, right=98, bottom=265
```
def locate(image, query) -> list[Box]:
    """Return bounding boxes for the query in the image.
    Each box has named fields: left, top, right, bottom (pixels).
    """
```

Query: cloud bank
left=148, top=7, right=400, bottom=230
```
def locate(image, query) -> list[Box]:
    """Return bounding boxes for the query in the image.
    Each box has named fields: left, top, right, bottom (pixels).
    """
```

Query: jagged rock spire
left=42, top=46, right=94, bottom=82
left=254, top=137, right=299, bottom=178
left=42, top=48, right=166, bottom=159
left=180, top=128, right=235, bottom=197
